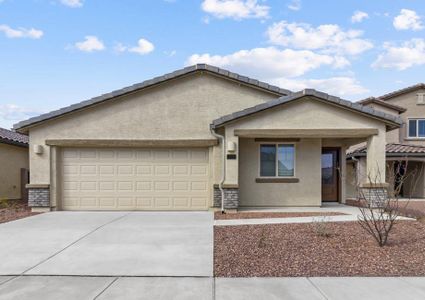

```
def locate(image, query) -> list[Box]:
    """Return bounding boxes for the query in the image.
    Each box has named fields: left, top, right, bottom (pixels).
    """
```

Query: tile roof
left=211, top=89, right=403, bottom=129
left=0, top=127, right=29, bottom=147
left=348, top=143, right=425, bottom=157
left=13, top=64, right=291, bottom=132
left=357, top=97, right=406, bottom=113
left=378, top=83, right=425, bottom=100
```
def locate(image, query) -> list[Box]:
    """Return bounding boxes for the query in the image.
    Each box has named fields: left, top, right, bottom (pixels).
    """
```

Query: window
left=408, top=119, right=425, bottom=138
left=260, top=144, right=295, bottom=177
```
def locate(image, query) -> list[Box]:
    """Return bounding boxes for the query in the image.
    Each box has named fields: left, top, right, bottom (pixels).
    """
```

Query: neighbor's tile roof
left=378, top=83, right=425, bottom=100
left=211, top=89, right=402, bottom=129
left=348, top=143, right=425, bottom=157
left=13, top=64, right=291, bottom=131
left=0, top=127, right=29, bottom=147
left=357, top=97, right=406, bottom=113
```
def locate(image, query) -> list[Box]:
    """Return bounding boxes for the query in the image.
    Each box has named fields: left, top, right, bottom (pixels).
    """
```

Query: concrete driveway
left=0, top=211, right=213, bottom=277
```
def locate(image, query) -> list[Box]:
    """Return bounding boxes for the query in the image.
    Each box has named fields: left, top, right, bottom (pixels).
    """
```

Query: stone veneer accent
left=214, top=186, right=239, bottom=209
left=360, top=186, right=388, bottom=208
left=28, top=186, right=50, bottom=207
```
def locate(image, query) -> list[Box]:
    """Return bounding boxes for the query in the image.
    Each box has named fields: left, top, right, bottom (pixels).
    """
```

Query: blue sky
left=0, top=0, right=424, bottom=129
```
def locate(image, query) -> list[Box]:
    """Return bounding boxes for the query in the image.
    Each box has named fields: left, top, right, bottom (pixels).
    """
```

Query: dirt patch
left=214, top=221, right=425, bottom=277
left=214, top=211, right=346, bottom=220
left=0, top=200, right=40, bottom=224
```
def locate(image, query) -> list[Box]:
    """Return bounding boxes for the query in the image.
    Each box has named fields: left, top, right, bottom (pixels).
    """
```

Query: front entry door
left=321, top=148, right=340, bottom=202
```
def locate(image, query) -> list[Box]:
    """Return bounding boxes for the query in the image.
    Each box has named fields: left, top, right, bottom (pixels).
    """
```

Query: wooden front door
left=321, top=148, right=340, bottom=202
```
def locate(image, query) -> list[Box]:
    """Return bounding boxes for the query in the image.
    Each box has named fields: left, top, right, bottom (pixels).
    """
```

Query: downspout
left=210, top=125, right=226, bottom=214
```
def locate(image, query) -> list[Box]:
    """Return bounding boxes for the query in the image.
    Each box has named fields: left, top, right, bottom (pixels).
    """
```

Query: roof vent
left=417, top=93, right=425, bottom=105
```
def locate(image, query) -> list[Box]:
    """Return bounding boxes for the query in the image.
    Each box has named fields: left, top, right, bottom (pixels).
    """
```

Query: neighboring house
left=0, top=128, right=29, bottom=200
left=348, top=83, right=425, bottom=198
left=13, top=65, right=400, bottom=212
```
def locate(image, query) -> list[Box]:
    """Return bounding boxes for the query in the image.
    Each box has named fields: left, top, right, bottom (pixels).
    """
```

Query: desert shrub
left=311, top=216, right=332, bottom=237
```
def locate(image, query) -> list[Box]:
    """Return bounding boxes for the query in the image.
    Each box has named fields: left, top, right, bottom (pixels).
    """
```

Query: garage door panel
left=61, top=148, right=210, bottom=210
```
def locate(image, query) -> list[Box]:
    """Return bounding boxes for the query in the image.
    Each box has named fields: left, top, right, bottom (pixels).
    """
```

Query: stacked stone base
left=213, top=186, right=239, bottom=209
left=27, top=184, right=50, bottom=208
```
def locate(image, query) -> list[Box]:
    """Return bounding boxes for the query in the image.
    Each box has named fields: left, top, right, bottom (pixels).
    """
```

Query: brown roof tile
left=0, top=127, right=28, bottom=147
left=348, top=143, right=425, bottom=157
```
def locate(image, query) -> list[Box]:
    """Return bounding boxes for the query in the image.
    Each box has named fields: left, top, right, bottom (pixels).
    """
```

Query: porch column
left=360, top=127, right=387, bottom=207
left=214, top=126, right=239, bottom=210
left=365, top=126, right=386, bottom=184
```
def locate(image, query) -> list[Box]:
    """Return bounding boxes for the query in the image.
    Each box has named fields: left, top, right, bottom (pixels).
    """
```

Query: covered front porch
left=211, top=90, right=401, bottom=210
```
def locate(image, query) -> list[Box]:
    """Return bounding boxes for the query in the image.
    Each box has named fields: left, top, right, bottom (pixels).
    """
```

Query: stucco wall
left=0, top=143, right=29, bottom=200
left=239, top=138, right=322, bottom=206
left=226, top=98, right=388, bottom=131
left=363, top=102, right=400, bottom=144
left=28, top=73, right=279, bottom=185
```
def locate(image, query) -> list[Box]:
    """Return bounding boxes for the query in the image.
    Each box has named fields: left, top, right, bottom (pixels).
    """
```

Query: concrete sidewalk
left=0, top=276, right=424, bottom=299
left=215, top=204, right=414, bottom=226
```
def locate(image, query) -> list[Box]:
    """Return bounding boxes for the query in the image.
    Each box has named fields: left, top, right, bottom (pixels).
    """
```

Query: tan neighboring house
left=13, top=65, right=401, bottom=212
left=0, top=127, right=29, bottom=200
left=348, top=83, right=425, bottom=198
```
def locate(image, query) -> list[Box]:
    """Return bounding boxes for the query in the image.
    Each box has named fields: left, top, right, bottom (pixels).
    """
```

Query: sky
left=0, top=0, right=424, bottom=129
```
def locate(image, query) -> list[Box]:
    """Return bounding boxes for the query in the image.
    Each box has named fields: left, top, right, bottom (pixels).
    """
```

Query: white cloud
left=393, top=9, right=423, bottom=31
left=60, top=0, right=83, bottom=7
left=201, top=0, right=269, bottom=20
left=266, top=21, right=373, bottom=56
left=187, top=47, right=349, bottom=79
left=287, top=0, right=301, bottom=11
left=0, top=104, right=44, bottom=128
left=75, top=36, right=105, bottom=52
left=351, top=11, right=369, bottom=23
left=271, top=77, right=369, bottom=97
left=128, top=38, right=155, bottom=55
left=116, top=38, right=155, bottom=55
left=372, top=38, right=425, bottom=70
left=0, top=25, right=43, bottom=39
left=164, top=50, right=177, bottom=57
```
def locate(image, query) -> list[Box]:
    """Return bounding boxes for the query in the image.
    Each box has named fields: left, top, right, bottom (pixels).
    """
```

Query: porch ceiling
left=234, top=128, right=379, bottom=138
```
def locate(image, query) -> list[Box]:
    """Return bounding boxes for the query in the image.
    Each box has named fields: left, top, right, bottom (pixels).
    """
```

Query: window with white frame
left=259, top=144, right=295, bottom=177
left=408, top=119, right=425, bottom=138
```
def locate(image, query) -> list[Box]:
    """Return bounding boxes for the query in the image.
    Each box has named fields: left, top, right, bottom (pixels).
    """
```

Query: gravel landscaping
left=214, top=211, right=346, bottom=220
left=346, top=199, right=425, bottom=221
left=214, top=220, right=425, bottom=277
left=0, top=200, right=40, bottom=224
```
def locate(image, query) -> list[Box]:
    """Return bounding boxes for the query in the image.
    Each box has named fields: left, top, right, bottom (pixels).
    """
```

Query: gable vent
left=417, top=93, right=425, bottom=105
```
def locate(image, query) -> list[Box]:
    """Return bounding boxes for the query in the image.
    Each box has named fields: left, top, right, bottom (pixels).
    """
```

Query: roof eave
left=0, top=137, right=29, bottom=148
left=211, top=90, right=402, bottom=130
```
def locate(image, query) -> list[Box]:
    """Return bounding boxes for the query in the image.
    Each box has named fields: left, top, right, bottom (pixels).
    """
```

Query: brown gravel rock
left=214, top=211, right=346, bottom=220
left=0, top=200, right=40, bottom=224
left=214, top=221, right=425, bottom=277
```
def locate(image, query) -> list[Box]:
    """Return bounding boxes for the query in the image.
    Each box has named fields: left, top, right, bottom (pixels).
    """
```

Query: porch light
left=227, top=141, right=236, bottom=153
left=33, top=145, right=44, bottom=155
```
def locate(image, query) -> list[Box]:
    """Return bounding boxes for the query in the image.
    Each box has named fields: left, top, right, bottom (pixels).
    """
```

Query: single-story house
left=0, top=127, right=29, bottom=200
left=13, top=64, right=401, bottom=212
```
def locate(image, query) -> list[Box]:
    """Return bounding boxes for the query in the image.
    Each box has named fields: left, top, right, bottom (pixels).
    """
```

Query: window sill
left=255, top=177, right=299, bottom=183
left=405, top=138, right=425, bottom=140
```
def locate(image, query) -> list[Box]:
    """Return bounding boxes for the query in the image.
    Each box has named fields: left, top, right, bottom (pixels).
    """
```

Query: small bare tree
left=356, top=160, right=422, bottom=247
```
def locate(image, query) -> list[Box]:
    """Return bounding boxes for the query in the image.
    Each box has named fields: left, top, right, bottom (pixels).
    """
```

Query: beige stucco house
left=0, top=128, right=29, bottom=200
left=14, top=65, right=401, bottom=212
left=348, top=83, right=425, bottom=198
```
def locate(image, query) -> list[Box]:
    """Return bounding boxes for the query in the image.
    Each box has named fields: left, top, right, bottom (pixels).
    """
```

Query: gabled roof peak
left=14, top=64, right=292, bottom=132
left=211, top=89, right=402, bottom=129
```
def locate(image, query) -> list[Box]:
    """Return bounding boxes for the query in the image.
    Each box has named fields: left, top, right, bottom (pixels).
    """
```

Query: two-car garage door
left=60, top=148, right=211, bottom=210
